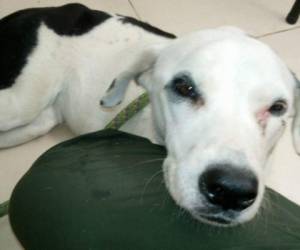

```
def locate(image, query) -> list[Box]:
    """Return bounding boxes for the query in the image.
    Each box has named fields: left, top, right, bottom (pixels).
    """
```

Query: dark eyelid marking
left=268, top=98, right=288, bottom=116
left=167, top=73, right=197, bottom=91
left=271, top=98, right=288, bottom=108
left=165, top=72, right=203, bottom=105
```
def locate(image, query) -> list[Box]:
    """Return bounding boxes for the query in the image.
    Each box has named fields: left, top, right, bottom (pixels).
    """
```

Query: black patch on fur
left=0, top=3, right=111, bottom=89
left=43, top=3, right=111, bottom=36
left=107, top=79, right=116, bottom=93
left=118, top=15, right=176, bottom=39
left=0, top=9, right=39, bottom=89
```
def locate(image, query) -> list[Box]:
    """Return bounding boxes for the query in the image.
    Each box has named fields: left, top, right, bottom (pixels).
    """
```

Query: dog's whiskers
left=131, top=158, right=165, bottom=169
left=139, top=169, right=164, bottom=203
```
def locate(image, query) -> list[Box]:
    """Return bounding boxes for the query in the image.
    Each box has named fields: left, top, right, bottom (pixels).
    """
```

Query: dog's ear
left=292, top=73, right=300, bottom=155
left=100, top=44, right=166, bottom=108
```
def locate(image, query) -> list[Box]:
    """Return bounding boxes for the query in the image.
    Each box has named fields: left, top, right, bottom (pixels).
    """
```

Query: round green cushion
left=9, top=130, right=300, bottom=250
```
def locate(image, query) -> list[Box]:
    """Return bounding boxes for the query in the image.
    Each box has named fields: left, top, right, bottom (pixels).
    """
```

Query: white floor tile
left=260, top=28, right=300, bottom=73
left=130, top=0, right=300, bottom=36
left=267, top=120, right=300, bottom=205
left=0, top=216, right=23, bottom=250
left=0, top=0, right=136, bottom=18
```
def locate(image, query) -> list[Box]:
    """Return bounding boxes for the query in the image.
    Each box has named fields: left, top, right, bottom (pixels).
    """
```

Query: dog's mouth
left=196, top=213, right=234, bottom=225
left=190, top=208, right=239, bottom=226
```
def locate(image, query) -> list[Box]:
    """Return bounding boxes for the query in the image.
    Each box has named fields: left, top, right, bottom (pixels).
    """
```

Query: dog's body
left=0, top=3, right=174, bottom=147
left=1, top=3, right=300, bottom=226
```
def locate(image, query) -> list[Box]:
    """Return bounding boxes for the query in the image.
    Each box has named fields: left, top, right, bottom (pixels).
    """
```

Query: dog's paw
left=100, top=76, right=131, bottom=108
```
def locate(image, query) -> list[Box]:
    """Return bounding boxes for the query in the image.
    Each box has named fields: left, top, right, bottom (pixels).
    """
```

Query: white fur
left=142, top=30, right=297, bottom=225
left=0, top=13, right=299, bottom=226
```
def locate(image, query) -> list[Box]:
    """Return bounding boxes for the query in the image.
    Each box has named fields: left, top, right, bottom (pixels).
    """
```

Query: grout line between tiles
left=256, top=25, right=300, bottom=38
left=122, top=3, right=300, bottom=39
left=128, top=0, right=141, bottom=20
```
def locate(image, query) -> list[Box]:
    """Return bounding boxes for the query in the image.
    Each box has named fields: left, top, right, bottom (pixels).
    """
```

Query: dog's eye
left=269, top=100, right=287, bottom=116
left=172, top=76, right=199, bottom=102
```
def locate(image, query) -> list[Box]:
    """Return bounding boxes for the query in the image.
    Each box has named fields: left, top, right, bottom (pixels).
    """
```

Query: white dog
left=1, top=3, right=299, bottom=226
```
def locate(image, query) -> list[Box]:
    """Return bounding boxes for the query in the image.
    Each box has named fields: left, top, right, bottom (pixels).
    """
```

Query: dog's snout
left=199, top=165, right=258, bottom=211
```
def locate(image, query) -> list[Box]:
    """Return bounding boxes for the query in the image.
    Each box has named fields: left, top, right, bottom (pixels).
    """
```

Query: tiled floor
left=1, top=0, right=300, bottom=249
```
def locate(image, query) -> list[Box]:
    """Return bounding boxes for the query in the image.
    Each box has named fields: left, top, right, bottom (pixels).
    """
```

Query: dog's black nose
left=199, top=165, right=258, bottom=211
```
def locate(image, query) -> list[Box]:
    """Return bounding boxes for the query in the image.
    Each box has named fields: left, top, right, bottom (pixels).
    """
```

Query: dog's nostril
left=199, top=165, right=258, bottom=211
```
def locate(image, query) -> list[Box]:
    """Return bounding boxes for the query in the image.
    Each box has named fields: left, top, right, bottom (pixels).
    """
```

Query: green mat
left=9, top=130, right=300, bottom=250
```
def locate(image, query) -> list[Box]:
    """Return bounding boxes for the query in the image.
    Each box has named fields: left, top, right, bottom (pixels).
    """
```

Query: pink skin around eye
left=256, top=107, right=270, bottom=130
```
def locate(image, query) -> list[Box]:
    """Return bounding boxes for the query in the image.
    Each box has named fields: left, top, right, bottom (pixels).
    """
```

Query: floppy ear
left=100, top=44, right=166, bottom=108
left=292, top=73, right=300, bottom=155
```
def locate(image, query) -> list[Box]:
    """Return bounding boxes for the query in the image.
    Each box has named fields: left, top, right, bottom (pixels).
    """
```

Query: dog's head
left=101, top=27, right=300, bottom=226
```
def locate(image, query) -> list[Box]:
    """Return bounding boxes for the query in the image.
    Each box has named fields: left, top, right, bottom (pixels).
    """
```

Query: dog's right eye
left=172, top=76, right=200, bottom=102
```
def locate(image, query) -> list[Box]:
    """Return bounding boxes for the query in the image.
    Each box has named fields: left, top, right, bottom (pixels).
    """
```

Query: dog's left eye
left=172, top=76, right=200, bottom=102
left=269, top=100, right=287, bottom=116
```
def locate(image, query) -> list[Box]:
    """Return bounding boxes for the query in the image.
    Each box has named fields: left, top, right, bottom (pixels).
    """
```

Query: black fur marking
left=118, top=15, right=176, bottom=39
left=0, top=9, right=39, bottom=89
left=0, top=3, right=111, bottom=89
left=107, top=79, right=116, bottom=93
left=43, top=3, right=111, bottom=36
